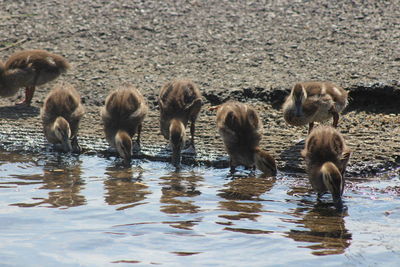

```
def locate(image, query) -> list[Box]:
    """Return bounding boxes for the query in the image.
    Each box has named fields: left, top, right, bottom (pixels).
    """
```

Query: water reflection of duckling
left=104, top=166, right=150, bottom=209
left=218, top=176, right=276, bottom=222
left=213, top=101, right=277, bottom=176
left=301, top=126, right=351, bottom=209
left=282, top=81, right=348, bottom=134
left=158, top=79, right=202, bottom=167
left=41, top=83, right=85, bottom=153
left=0, top=49, right=70, bottom=106
left=41, top=156, right=86, bottom=208
left=286, top=203, right=351, bottom=256
left=101, top=85, right=148, bottom=165
left=159, top=172, right=202, bottom=216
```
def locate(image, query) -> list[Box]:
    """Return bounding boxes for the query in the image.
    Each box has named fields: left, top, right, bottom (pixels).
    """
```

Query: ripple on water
left=0, top=150, right=399, bottom=265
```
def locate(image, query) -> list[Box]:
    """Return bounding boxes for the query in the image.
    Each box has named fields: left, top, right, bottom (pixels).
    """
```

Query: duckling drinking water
left=41, top=83, right=84, bottom=153
left=215, top=101, right=277, bottom=176
left=301, top=125, right=351, bottom=209
left=158, top=79, right=202, bottom=167
left=101, top=85, right=148, bottom=165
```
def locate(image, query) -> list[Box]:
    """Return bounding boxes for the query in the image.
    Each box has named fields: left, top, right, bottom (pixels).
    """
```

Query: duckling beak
left=295, top=100, right=303, bottom=117
left=171, top=146, right=182, bottom=167
left=333, top=195, right=344, bottom=210
left=62, top=137, right=73, bottom=152
left=123, top=154, right=132, bottom=166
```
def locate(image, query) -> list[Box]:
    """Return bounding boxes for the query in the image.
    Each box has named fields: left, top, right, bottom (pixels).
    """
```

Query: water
left=0, top=151, right=399, bottom=266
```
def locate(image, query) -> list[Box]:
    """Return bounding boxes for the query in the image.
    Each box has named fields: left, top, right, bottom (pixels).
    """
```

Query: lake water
left=0, top=150, right=399, bottom=266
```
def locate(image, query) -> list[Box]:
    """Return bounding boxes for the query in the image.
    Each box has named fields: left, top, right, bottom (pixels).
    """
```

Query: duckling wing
left=6, top=50, right=70, bottom=72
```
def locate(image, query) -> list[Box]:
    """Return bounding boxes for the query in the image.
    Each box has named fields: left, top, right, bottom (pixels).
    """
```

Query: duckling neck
left=115, top=130, right=131, bottom=148
left=53, top=116, right=72, bottom=152
left=169, top=119, right=185, bottom=148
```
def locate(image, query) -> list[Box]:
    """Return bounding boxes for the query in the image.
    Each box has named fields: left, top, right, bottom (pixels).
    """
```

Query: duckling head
left=254, top=148, right=277, bottom=176
left=115, top=130, right=132, bottom=165
left=169, top=119, right=185, bottom=167
left=53, top=117, right=72, bottom=152
left=321, top=162, right=344, bottom=210
left=292, top=83, right=307, bottom=116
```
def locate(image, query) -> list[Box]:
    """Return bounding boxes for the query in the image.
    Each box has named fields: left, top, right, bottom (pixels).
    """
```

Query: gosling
left=158, top=79, right=202, bottom=167
left=282, top=81, right=348, bottom=134
left=101, top=85, right=148, bottom=165
left=41, top=83, right=84, bottom=153
left=301, top=125, right=351, bottom=209
left=215, top=101, right=277, bottom=176
left=1, top=49, right=70, bottom=106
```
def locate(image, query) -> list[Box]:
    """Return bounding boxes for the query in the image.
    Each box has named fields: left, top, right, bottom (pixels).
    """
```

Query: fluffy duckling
left=215, top=101, right=277, bottom=176
left=101, top=85, right=148, bottom=165
left=41, top=83, right=84, bottom=153
left=282, top=81, right=348, bottom=133
left=0, top=49, right=70, bottom=106
left=301, top=125, right=351, bottom=209
left=158, top=79, right=202, bottom=167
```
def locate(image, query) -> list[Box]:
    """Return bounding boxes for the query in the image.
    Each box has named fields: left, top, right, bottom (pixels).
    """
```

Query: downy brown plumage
left=158, top=79, right=202, bottom=167
left=41, top=83, right=84, bottom=153
left=0, top=49, right=70, bottom=106
left=301, top=125, right=351, bottom=209
left=101, top=85, right=148, bottom=165
left=282, top=81, right=348, bottom=133
left=215, top=101, right=277, bottom=176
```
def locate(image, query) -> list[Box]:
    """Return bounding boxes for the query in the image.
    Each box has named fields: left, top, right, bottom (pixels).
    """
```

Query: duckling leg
left=308, top=122, right=314, bottom=134
left=332, top=113, right=339, bottom=128
left=229, top=159, right=236, bottom=174
left=16, top=86, right=35, bottom=106
left=190, top=120, right=196, bottom=147
left=329, top=107, right=339, bottom=128
left=71, top=136, right=82, bottom=153
left=133, top=123, right=142, bottom=152
left=136, top=123, right=142, bottom=146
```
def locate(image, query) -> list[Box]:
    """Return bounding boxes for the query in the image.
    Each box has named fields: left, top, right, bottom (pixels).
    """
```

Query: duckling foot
left=293, top=138, right=305, bottom=145
left=164, top=143, right=172, bottom=151
left=132, top=141, right=141, bottom=153
left=15, top=98, right=31, bottom=106
left=182, top=144, right=196, bottom=155
left=16, top=86, right=34, bottom=106
left=71, top=137, right=82, bottom=154
left=107, top=147, right=118, bottom=154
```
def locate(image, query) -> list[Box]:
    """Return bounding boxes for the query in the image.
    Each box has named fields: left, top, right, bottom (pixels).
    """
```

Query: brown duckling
left=0, top=49, right=70, bottom=106
left=301, top=125, right=351, bottom=209
left=101, top=85, right=148, bottom=165
left=158, top=79, right=202, bottom=167
left=282, top=81, right=348, bottom=133
left=41, top=83, right=84, bottom=153
left=215, top=101, right=277, bottom=176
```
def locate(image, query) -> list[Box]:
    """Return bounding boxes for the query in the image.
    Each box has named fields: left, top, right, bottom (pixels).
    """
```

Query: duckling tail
left=321, top=162, right=344, bottom=209
left=254, top=147, right=277, bottom=176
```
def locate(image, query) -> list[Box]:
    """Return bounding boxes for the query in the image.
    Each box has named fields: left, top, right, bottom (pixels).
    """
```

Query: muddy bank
left=0, top=81, right=399, bottom=176
left=0, top=0, right=399, bottom=176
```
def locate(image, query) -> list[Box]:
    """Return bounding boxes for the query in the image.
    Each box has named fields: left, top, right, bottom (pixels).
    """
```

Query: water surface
left=0, top=151, right=399, bottom=266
